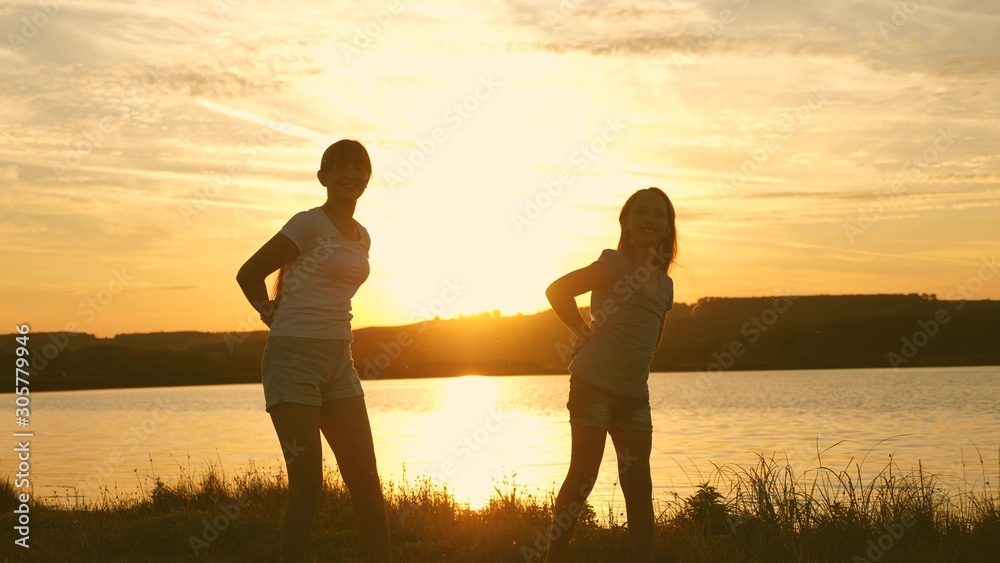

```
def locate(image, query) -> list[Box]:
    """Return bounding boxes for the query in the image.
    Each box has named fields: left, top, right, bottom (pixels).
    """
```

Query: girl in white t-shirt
left=237, top=140, right=391, bottom=562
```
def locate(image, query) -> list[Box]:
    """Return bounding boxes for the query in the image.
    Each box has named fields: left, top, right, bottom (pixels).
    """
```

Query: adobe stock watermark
left=75, top=398, right=177, bottom=499
left=844, top=127, right=957, bottom=243
left=188, top=485, right=263, bottom=556
left=6, top=0, right=67, bottom=53
left=188, top=436, right=305, bottom=556
left=339, top=1, right=404, bottom=63
left=510, top=116, right=627, bottom=234
left=361, top=277, right=468, bottom=379
left=877, top=1, right=927, bottom=40
left=178, top=107, right=290, bottom=222
left=887, top=255, right=997, bottom=369
left=542, top=0, right=590, bottom=29
left=520, top=448, right=639, bottom=561
left=426, top=407, right=512, bottom=486
left=225, top=236, right=343, bottom=352
left=211, top=0, right=251, bottom=18
left=724, top=497, right=751, bottom=536
left=852, top=513, right=917, bottom=562
left=671, top=0, right=751, bottom=72
left=797, top=413, right=843, bottom=461
left=50, top=66, right=161, bottom=179
left=393, top=498, right=419, bottom=526
left=381, top=75, right=501, bottom=190
left=681, top=294, right=799, bottom=401
left=29, top=268, right=136, bottom=373
left=553, top=246, right=671, bottom=365
left=715, top=85, right=827, bottom=198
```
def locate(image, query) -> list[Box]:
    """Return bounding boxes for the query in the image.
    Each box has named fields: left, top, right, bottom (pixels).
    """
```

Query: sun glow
left=404, top=376, right=527, bottom=508
left=3, top=0, right=998, bottom=337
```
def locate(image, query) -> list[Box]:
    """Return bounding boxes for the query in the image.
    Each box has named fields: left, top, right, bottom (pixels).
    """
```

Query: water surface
left=9, top=366, right=998, bottom=518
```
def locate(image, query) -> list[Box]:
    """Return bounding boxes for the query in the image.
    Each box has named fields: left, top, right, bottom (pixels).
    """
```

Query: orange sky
left=1, top=1, right=998, bottom=337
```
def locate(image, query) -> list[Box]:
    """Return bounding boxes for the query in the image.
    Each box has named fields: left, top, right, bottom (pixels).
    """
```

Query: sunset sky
left=2, top=0, right=998, bottom=338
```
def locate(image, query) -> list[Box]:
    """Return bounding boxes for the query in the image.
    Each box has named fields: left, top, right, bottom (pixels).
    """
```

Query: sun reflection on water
left=403, top=375, right=525, bottom=509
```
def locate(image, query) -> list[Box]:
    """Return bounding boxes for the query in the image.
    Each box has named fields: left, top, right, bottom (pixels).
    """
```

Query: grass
left=1, top=449, right=998, bottom=562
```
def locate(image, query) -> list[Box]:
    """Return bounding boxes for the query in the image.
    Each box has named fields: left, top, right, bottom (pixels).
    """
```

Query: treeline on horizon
left=4, top=293, right=999, bottom=392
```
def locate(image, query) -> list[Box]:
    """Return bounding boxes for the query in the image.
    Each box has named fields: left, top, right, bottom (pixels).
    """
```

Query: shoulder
left=596, top=248, right=628, bottom=278
left=280, top=208, right=322, bottom=251
left=285, top=207, right=323, bottom=227
left=598, top=248, right=623, bottom=260
left=597, top=248, right=627, bottom=265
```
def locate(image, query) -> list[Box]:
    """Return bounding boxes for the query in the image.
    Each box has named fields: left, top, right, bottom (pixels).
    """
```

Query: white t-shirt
left=267, top=207, right=371, bottom=340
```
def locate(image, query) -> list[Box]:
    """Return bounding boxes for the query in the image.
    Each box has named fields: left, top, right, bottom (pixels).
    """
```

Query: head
left=616, top=187, right=678, bottom=273
left=272, top=140, right=372, bottom=302
left=316, top=139, right=372, bottom=202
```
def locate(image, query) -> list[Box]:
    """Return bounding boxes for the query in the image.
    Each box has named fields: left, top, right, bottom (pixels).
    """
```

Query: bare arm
left=545, top=262, right=612, bottom=341
left=236, top=233, right=300, bottom=326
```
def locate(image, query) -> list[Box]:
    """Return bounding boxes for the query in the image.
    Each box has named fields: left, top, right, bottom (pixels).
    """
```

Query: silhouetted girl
left=237, top=140, right=392, bottom=562
left=543, top=187, right=677, bottom=562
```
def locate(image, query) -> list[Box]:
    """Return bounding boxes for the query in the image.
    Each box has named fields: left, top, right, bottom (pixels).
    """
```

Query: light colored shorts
left=567, top=377, right=652, bottom=432
left=261, top=336, right=364, bottom=412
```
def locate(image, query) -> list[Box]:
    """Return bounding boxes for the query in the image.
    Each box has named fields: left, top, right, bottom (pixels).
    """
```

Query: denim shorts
left=261, top=336, right=364, bottom=412
left=567, top=377, right=652, bottom=432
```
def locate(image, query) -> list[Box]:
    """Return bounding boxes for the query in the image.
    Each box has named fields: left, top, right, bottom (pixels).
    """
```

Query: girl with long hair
left=237, top=140, right=392, bottom=562
left=543, top=187, right=677, bottom=562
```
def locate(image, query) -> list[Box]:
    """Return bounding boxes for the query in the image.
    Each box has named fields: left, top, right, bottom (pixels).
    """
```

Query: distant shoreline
left=13, top=362, right=999, bottom=394
left=5, top=294, right=1000, bottom=393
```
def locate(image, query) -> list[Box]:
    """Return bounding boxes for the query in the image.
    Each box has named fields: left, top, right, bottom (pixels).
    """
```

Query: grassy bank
left=2, top=452, right=998, bottom=562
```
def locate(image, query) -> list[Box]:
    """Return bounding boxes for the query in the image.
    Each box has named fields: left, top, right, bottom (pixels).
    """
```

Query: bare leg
left=544, top=424, right=607, bottom=563
left=609, top=428, right=654, bottom=563
left=320, top=396, right=392, bottom=562
left=269, top=403, right=323, bottom=563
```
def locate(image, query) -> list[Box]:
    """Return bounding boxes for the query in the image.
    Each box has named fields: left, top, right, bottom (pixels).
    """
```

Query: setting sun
left=4, top=2, right=997, bottom=337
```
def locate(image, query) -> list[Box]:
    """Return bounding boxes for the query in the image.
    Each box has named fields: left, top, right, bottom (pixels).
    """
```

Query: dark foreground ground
left=2, top=453, right=998, bottom=562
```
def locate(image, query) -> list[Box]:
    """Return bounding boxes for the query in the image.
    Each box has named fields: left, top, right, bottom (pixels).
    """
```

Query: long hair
left=616, top=187, right=678, bottom=274
left=270, top=140, right=372, bottom=301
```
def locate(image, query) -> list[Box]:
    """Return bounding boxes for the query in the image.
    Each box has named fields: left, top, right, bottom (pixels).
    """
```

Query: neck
left=322, top=199, right=356, bottom=222
left=623, top=242, right=653, bottom=266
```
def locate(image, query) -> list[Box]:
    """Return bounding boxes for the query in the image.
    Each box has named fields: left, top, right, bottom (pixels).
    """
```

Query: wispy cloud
left=2, top=0, right=997, bottom=335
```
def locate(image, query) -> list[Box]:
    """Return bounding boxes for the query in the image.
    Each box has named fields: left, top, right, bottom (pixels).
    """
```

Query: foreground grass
left=2, top=451, right=998, bottom=562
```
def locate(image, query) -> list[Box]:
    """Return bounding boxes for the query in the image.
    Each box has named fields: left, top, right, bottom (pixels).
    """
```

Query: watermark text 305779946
left=13, top=323, right=34, bottom=549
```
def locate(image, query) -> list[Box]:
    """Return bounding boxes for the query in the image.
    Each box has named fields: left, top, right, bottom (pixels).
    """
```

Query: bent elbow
left=545, top=283, right=563, bottom=306
left=236, top=263, right=258, bottom=286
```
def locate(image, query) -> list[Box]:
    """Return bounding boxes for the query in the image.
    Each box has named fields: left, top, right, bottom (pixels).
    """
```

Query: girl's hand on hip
left=259, top=299, right=280, bottom=327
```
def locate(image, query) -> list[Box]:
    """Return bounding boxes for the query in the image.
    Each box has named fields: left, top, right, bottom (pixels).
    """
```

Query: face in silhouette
left=622, top=190, right=670, bottom=250
left=318, top=155, right=370, bottom=203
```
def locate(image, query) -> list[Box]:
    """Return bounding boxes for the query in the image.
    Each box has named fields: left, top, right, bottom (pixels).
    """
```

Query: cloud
left=505, top=0, right=999, bottom=82
left=2, top=0, right=999, bottom=335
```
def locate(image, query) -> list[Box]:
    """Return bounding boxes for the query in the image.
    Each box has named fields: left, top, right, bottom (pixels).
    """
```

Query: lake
left=8, top=366, right=999, bottom=519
